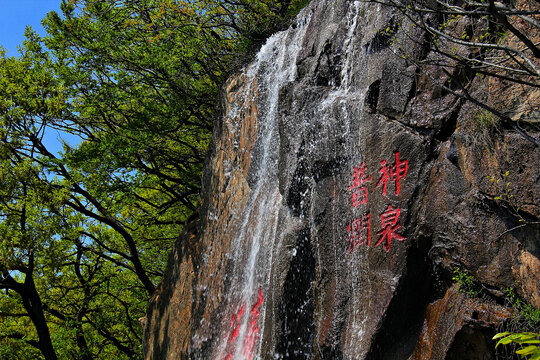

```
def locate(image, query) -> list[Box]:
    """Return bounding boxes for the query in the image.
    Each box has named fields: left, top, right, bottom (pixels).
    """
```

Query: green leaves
left=504, top=287, right=540, bottom=328
left=493, top=332, right=540, bottom=359
left=0, top=0, right=311, bottom=358
left=452, top=268, right=482, bottom=297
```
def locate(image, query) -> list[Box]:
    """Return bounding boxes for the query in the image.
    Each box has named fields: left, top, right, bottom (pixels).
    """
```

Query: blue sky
left=0, top=0, right=61, bottom=56
left=0, top=0, right=80, bottom=155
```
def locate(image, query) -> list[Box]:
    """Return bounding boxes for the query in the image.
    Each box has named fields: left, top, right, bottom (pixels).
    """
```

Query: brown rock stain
left=513, top=250, right=540, bottom=309
left=411, top=286, right=514, bottom=360
left=143, top=72, right=260, bottom=359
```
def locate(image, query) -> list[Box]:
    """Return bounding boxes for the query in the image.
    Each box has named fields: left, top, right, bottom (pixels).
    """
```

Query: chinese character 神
left=391, top=152, right=408, bottom=195
left=376, top=152, right=409, bottom=196
left=347, top=214, right=372, bottom=253
left=348, top=163, right=372, bottom=207
left=376, top=159, right=391, bottom=196
left=375, top=205, right=406, bottom=252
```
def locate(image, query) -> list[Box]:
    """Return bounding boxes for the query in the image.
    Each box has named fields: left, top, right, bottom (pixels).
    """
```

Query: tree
left=367, top=0, right=539, bottom=146
left=0, top=38, right=150, bottom=359
left=0, top=0, right=311, bottom=358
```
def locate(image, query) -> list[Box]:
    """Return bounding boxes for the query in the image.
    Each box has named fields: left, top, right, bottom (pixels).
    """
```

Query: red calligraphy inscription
left=225, top=288, right=264, bottom=360
left=392, top=152, right=408, bottom=195
left=376, top=205, right=406, bottom=252
left=228, top=305, right=245, bottom=345
left=348, top=163, right=372, bottom=207
left=243, top=288, right=264, bottom=358
left=347, top=214, right=372, bottom=253
left=376, top=152, right=409, bottom=196
left=376, top=159, right=391, bottom=196
left=346, top=153, right=409, bottom=255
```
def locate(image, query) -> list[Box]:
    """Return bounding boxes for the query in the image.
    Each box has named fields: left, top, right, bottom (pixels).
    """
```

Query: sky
left=0, top=0, right=61, bottom=56
left=0, top=0, right=80, bottom=155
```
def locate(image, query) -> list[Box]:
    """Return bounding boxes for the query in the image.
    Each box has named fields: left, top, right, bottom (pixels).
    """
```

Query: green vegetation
left=452, top=270, right=539, bottom=326
left=488, top=171, right=514, bottom=201
left=0, top=0, right=310, bottom=359
left=488, top=171, right=529, bottom=226
left=466, top=109, right=501, bottom=147
left=473, top=109, right=500, bottom=131
left=492, top=287, right=539, bottom=358
left=493, top=332, right=540, bottom=359
left=452, top=272, right=540, bottom=358
left=452, top=267, right=482, bottom=297
left=505, top=287, right=540, bottom=328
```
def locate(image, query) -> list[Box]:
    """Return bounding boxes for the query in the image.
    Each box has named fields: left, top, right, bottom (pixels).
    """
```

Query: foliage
left=493, top=331, right=540, bottom=359
left=468, top=109, right=501, bottom=147
left=505, top=287, right=540, bottom=328
left=487, top=170, right=534, bottom=231
left=492, top=288, right=539, bottom=359
left=0, top=0, right=310, bottom=359
left=366, top=0, right=540, bottom=146
left=474, top=110, right=499, bottom=130
left=488, top=171, right=515, bottom=203
left=452, top=267, right=482, bottom=297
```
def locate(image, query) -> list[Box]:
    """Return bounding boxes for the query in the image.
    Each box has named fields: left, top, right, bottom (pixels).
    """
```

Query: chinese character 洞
left=348, top=163, right=372, bottom=207
left=375, top=205, right=406, bottom=252
left=376, top=152, right=409, bottom=196
left=347, top=214, right=372, bottom=253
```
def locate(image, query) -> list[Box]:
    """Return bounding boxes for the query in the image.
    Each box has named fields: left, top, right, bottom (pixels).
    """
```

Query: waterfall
left=214, top=9, right=313, bottom=360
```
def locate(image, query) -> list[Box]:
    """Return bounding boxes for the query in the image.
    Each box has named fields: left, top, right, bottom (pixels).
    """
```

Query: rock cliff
left=143, top=0, right=539, bottom=359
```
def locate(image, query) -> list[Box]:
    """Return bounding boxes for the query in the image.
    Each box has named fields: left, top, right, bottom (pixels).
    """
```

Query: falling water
left=214, top=9, right=313, bottom=360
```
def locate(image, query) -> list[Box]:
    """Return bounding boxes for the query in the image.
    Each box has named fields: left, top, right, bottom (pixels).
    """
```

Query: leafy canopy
left=0, top=0, right=310, bottom=359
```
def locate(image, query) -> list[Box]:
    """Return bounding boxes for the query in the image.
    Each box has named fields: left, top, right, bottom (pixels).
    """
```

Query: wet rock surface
left=411, top=285, right=515, bottom=360
left=143, top=0, right=539, bottom=359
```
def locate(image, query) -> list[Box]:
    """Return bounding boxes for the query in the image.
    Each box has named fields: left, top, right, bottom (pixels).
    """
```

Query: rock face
left=143, top=1, right=539, bottom=359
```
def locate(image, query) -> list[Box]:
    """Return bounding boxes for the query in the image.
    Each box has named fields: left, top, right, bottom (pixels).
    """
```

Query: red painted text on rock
left=375, top=205, right=406, bottom=252
left=225, top=288, right=264, bottom=360
left=346, top=152, right=409, bottom=254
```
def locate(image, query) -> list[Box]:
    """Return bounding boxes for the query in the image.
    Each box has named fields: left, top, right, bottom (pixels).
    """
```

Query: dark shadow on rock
left=365, top=239, right=435, bottom=360
left=445, top=326, right=499, bottom=360
left=318, top=345, right=344, bottom=360
left=276, top=227, right=316, bottom=359
left=288, top=157, right=311, bottom=217
left=312, top=157, right=347, bottom=183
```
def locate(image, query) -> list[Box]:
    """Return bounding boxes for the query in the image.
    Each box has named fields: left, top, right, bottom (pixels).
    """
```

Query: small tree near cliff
left=367, top=0, right=539, bottom=146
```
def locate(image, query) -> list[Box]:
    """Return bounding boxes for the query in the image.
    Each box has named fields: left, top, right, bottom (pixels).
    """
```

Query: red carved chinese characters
left=347, top=215, right=372, bottom=253
left=375, top=205, right=406, bottom=252
left=376, top=159, right=391, bottom=196
left=376, top=152, right=409, bottom=196
left=243, top=288, right=264, bottom=358
left=348, top=163, right=372, bottom=207
left=225, top=288, right=264, bottom=360
left=346, top=152, right=410, bottom=255
left=228, top=305, right=245, bottom=346
left=391, top=152, right=408, bottom=196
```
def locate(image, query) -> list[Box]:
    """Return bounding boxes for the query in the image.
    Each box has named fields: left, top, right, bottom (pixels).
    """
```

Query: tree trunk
left=21, top=276, right=58, bottom=360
